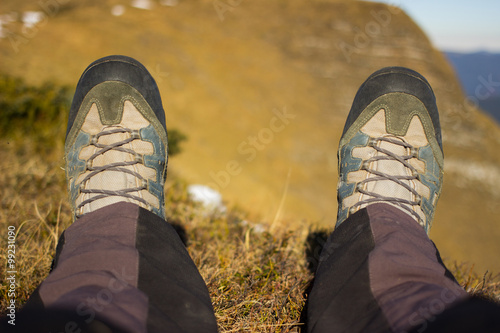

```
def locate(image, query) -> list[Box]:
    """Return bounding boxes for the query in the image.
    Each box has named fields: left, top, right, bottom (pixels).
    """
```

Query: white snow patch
left=252, top=223, right=266, bottom=234
left=160, top=0, right=179, bottom=6
left=187, top=184, right=226, bottom=213
left=1, top=12, right=19, bottom=24
left=240, top=220, right=267, bottom=234
left=131, top=0, right=154, bottom=10
left=0, top=12, right=18, bottom=38
left=111, top=5, right=126, bottom=16
left=22, top=11, right=44, bottom=29
left=446, top=159, right=500, bottom=197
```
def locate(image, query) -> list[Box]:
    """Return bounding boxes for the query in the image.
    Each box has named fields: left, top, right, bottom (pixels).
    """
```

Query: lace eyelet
left=368, top=138, right=378, bottom=147
left=410, top=147, right=419, bottom=158
left=131, top=130, right=140, bottom=140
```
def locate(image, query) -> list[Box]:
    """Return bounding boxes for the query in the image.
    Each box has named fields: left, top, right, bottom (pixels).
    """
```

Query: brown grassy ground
left=0, top=138, right=499, bottom=332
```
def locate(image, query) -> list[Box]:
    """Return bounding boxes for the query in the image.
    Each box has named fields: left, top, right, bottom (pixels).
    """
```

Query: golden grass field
left=1, top=0, right=499, bottom=330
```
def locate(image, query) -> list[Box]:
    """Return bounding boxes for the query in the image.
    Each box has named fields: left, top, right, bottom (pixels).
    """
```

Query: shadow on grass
left=298, top=229, right=332, bottom=332
left=168, top=218, right=189, bottom=247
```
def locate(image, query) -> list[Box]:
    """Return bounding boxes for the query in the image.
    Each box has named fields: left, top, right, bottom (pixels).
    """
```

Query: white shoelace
left=350, top=136, right=423, bottom=224
left=76, top=127, right=149, bottom=217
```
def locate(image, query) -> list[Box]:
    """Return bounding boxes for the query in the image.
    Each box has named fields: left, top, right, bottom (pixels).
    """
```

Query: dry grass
left=0, top=139, right=313, bottom=332
left=1, top=139, right=499, bottom=332
left=451, top=262, right=500, bottom=302
left=0, top=139, right=69, bottom=312
left=163, top=177, right=314, bottom=332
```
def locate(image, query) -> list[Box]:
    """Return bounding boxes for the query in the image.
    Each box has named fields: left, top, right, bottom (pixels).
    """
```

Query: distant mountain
left=445, top=51, right=500, bottom=123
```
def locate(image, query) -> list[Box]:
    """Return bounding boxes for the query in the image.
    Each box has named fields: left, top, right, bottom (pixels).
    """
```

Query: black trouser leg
left=306, top=203, right=470, bottom=333
left=5, top=202, right=217, bottom=333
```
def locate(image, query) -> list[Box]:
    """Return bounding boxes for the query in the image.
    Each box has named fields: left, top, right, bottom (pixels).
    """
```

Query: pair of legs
left=3, top=57, right=500, bottom=332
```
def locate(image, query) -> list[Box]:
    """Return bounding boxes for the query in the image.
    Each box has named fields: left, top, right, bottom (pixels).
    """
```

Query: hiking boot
left=336, top=67, right=443, bottom=233
left=65, top=55, right=168, bottom=219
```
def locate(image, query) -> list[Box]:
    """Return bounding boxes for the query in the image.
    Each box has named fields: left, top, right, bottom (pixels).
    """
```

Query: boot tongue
left=83, top=127, right=138, bottom=214
left=366, top=137, right=413, bottom=205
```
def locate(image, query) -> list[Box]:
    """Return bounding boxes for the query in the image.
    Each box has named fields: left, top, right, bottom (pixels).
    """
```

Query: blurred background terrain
left=1, top=0, right=499, bottom=275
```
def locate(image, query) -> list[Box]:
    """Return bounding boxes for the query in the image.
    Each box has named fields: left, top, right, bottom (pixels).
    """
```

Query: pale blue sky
left=366, top=0, right=500, bottom=52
